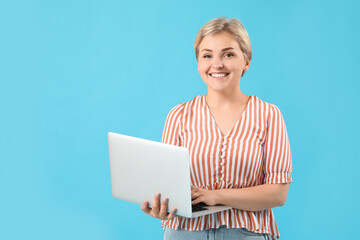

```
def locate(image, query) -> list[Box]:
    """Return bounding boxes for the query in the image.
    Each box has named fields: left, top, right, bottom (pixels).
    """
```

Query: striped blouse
left=160, top=95, right=293, bottom=240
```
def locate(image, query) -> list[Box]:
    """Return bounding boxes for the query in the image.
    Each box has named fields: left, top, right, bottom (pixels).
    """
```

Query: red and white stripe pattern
left=161, top=95, right=293, bottom=240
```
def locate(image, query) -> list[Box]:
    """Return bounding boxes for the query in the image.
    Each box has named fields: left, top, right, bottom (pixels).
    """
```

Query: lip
left=209, top=72, right=229, bottom=74
left=209, top=72, right=230, bottom=78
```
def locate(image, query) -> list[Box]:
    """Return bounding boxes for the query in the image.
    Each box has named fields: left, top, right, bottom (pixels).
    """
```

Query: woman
left=141, top=17, right=293, bottom=240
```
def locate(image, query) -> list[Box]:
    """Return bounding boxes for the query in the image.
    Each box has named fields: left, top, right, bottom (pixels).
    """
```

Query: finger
left=192, top=197, right=203, bottom=205
left=151, top=193, right=161, bottom=216
left=141, top=201, right=151, bottom=214
left=191, top=191, right=201, bottom=200
left=167, top=208, right=177, bottom=220
left=159, top=197, right=169, bottom=219
left=191, top=187, right=199, bottom=192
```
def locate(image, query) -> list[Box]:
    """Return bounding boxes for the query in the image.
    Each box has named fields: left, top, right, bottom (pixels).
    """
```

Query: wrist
left=214, top=189, right=225, bottom=205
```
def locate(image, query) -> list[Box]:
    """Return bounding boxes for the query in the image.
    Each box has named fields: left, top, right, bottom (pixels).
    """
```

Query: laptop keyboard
left=192, top=203, right=209, bottom=213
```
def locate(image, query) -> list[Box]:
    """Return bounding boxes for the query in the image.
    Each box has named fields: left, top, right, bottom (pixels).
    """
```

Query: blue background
left=1, top=0, right=359, bottom=239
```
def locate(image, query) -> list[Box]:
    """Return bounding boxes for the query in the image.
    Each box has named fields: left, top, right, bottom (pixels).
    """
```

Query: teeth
left=211, top=73, right=227, bottom=78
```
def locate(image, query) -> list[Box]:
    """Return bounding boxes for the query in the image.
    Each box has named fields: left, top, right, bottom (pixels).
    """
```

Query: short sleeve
left=161, top=103, right=185, bottom=146
left=263, top=104, right=293, bottom=184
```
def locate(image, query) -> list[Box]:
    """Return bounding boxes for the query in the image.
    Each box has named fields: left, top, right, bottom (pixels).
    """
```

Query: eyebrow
left=201, top=47, right=235, bottom=52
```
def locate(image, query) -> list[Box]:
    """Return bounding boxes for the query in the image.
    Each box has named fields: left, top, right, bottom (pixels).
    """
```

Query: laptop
left=108, top=132, right=232, bottom=218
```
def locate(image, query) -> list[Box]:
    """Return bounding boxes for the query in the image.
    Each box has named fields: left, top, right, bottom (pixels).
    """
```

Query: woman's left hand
left=191, top=187, right=219, bottom=206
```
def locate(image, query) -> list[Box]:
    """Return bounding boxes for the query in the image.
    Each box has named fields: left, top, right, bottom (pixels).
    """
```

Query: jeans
left=163, top=226, right=269, bottom=240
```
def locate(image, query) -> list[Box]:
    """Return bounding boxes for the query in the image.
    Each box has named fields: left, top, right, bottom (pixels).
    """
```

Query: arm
left=193, top=104, right=293, bottom=212
left=191, top=183, right=290, bottom=211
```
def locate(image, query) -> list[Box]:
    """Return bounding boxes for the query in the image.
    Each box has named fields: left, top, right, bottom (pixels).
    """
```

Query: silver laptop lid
left=108, top=132, right=193, bottom=218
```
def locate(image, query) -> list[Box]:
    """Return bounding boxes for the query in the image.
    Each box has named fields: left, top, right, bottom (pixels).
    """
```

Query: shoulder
left=252, top=95, right=284, bottom=122
left=168, top=102, right=186, bottom=115
left=166, top=95, right=203, bottom=117
left=252, top=95, right=277, bottom=109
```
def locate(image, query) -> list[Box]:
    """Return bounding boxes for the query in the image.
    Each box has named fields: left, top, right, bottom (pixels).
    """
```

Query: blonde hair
left=194, top=17, right=252, bottom=64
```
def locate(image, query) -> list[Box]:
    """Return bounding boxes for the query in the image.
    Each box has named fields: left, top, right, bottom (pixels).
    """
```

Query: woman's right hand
left=140, top=193, right=177, bottom=220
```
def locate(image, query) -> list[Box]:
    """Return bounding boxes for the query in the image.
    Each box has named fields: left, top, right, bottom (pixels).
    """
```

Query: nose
left=212, top=57, right=223, bottom=69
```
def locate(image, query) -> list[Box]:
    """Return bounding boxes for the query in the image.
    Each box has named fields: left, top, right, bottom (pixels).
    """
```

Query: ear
left=244, top=58, right=251, bottom=72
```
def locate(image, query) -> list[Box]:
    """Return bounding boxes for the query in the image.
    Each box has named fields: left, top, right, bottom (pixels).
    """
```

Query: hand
left=140, top=193, right=177, bottom=220
left=191, top=187, right=218, bottom=206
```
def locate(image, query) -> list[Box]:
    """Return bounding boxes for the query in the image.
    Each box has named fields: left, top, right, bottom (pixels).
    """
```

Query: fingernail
left=156, top=193, right=160, bottom=198
left=163, top=198, right=167, bottom=203
left=142, top=202, right=145, bottom=206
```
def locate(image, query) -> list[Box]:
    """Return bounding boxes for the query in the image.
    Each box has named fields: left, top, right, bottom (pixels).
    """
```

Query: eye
left=202, top=54, right=211, bottom=58
left=225, top=53, right=234, bottom=57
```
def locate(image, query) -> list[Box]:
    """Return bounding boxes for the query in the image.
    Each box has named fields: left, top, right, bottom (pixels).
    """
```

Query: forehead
left=199, top=31, right=240, bottom=51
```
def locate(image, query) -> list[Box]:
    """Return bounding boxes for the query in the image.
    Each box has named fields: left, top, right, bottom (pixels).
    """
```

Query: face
left=197, top=31, right=250, bottom=94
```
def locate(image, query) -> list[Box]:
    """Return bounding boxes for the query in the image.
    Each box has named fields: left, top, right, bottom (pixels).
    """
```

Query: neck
left=205, top=88, right=249, bottom=109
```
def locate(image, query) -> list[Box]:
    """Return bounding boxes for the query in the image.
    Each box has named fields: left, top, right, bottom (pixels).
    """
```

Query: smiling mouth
left=209, top=73, right=230, bottom=78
